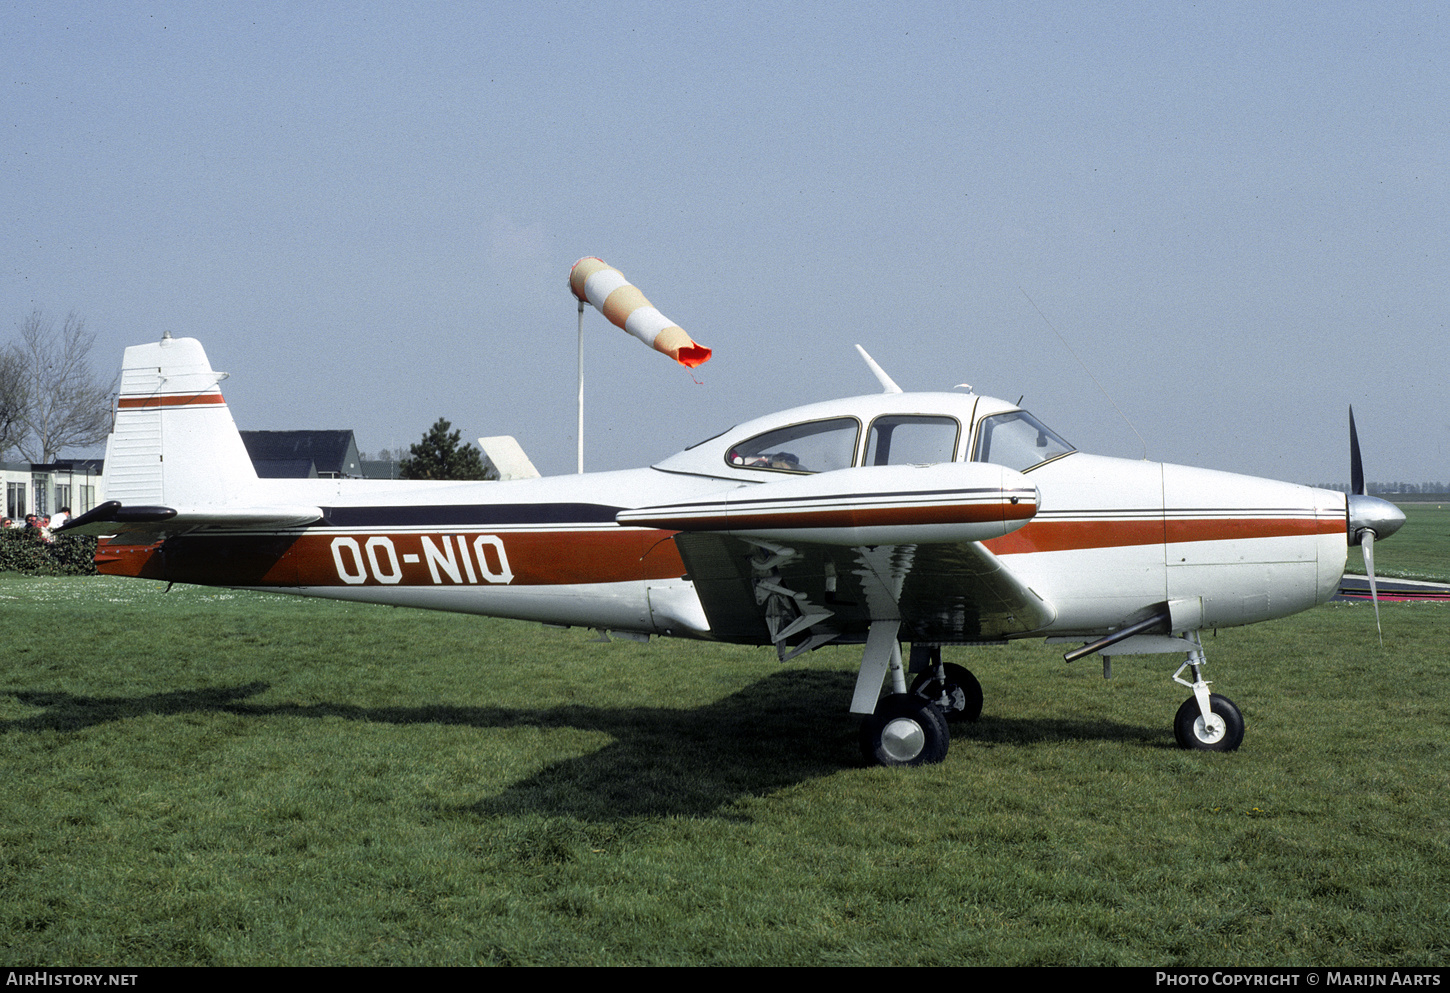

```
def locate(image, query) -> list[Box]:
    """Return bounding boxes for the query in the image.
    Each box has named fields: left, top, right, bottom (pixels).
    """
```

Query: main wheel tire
left=860, top=694, right=950, bottom=767
left=909, top=662, right=984, bottom=723
left=1173, top=693, right=1245, bottom=752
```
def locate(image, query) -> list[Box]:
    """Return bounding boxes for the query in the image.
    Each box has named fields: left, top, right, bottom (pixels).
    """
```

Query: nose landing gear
left=1171, top=633, right=1244, bottom=752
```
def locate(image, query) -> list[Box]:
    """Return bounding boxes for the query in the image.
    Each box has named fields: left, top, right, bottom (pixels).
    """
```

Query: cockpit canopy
left=653, top=393, right=1074, bottom=480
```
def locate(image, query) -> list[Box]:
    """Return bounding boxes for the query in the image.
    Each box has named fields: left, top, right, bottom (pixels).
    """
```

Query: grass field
left=1, top=572, right=1446, bottom=966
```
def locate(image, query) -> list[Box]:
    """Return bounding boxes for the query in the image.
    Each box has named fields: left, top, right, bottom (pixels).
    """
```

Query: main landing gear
left=852, top=630, right=982, bottom=767
left=910, top=660, right=983, bottom=724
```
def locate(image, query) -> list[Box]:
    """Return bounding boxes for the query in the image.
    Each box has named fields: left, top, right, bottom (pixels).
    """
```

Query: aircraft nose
left=1347, top=493, right=1405, bottom=545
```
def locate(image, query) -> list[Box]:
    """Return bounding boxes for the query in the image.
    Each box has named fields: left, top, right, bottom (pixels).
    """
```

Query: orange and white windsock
left=569, top=257, right=711, bottom=368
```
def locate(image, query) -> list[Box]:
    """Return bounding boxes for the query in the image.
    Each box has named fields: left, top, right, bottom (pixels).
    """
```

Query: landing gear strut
left=851, top=625, right=957, bottom=766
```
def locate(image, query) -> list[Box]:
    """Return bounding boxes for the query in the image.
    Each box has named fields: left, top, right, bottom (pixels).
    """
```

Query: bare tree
left=12, top=310, right=115, bottom=463
left=0, top=343, right=26, bottom=459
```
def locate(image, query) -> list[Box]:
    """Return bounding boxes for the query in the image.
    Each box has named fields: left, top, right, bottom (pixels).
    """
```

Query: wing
left=58, top=500, right=322, bottom=541
left=621, top=462, right=1057, bottom=658
left=674, top=532, right=1056, bottom=657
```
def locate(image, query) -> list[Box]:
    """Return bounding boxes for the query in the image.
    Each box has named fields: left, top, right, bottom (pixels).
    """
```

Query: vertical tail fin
left=103, top=335, right=257, bottom=508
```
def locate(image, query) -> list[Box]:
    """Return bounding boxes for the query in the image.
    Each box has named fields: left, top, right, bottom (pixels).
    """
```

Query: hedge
left=0, top=528, right=99, bottom=576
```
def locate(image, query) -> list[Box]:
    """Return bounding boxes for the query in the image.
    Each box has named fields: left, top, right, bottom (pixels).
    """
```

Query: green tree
left=399, top=418, right=496, bottom=481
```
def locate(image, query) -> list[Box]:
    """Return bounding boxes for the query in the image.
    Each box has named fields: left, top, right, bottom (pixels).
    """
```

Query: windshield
left=972, top=411, right=1074, bottom=471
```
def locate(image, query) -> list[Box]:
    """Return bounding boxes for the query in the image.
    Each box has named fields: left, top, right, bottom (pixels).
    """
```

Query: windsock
left=569, top=257, right=711, bottom=368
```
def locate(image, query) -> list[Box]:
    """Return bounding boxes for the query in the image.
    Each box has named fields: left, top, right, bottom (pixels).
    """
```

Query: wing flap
left=893, top=540, right=1057, bottom=641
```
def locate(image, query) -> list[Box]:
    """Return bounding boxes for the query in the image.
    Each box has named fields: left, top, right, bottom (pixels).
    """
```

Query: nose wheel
left=1173, top=693, right=1244, bottom=751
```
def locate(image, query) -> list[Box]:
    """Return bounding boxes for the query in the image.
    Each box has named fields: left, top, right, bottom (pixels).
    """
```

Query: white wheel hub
left=1194, top=713, right=1227, bottom=744
left=881, top=717, right=925, bottom=762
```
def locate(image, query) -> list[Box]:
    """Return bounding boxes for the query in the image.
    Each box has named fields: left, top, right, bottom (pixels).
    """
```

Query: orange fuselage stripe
left=984, top=517, right=1343, bottom=555
left=99, top=529, right=689, bottom=586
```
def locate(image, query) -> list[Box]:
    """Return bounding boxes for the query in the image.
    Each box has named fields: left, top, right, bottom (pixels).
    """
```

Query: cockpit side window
left=726, top=417, right=860, bottom=474
left=864, top=415, right=960, bottom=466
left=972, top=411, right=1074, bottom=471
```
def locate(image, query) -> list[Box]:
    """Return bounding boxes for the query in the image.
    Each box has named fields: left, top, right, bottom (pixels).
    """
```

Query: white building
left=1, top=461, right=103, bottom=521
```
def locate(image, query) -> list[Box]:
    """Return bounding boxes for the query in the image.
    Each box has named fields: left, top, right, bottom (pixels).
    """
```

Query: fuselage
left=98, top=387, right=1351, bottom=644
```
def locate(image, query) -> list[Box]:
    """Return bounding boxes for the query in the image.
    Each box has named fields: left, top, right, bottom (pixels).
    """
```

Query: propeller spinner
left=1346, top=406, right=1406, bottom=645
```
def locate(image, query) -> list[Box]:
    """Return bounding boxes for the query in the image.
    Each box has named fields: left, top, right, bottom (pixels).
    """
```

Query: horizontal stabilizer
left=478, top=435, right=541, bottom=481
left=59, top=500, right=322, bottom=541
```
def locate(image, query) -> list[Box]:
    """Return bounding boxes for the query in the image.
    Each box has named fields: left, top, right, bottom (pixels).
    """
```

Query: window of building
left=7, top=482, right=27, bottom=519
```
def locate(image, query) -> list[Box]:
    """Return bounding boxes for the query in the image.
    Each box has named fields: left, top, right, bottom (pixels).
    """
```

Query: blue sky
left=5, top=1, right=1445, bottom=483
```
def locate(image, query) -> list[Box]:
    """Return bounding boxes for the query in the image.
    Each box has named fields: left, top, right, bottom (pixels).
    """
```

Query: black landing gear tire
left=860, top=694, right=950, bottom=767
left=1173, top=693, right=1245, bottom=752
left=910, top=662, right=983, bottom=723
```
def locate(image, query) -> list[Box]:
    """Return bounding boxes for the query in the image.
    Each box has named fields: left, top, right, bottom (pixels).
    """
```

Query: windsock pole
left=577, top=298, right=585, bottom=474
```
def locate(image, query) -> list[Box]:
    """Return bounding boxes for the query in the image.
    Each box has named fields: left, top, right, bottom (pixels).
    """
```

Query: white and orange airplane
left=63, top=266, right=1405, bottom=767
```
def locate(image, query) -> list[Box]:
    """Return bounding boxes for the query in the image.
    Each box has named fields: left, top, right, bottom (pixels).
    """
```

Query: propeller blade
left=1350, top=406, right=1365, bottom=496
left=1346, top=406, right=1400, bottom=648
left=1362, top=529, right=1383, bottom=647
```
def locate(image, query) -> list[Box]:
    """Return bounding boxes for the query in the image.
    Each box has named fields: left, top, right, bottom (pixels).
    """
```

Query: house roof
left=359, top=460, right=402, bottom=480
left=250, top=457, right=318, bottom=478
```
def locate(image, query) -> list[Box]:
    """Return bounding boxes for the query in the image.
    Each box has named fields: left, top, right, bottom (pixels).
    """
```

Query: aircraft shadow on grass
left=4, top=671, right=1162, bottom=820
